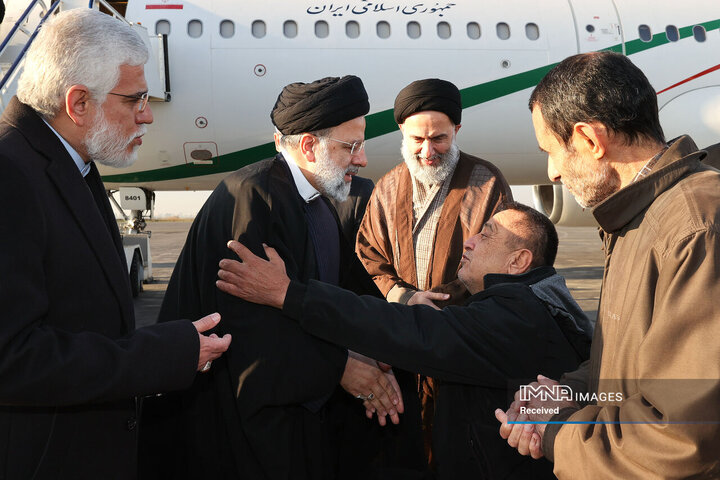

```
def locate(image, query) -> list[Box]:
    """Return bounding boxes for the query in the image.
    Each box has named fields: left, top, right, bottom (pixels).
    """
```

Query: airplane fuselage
left=97, top=0, right=720, bottom=196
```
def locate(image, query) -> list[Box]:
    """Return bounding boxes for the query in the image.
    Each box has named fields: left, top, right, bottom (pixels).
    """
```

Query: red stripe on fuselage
left=657, top=63, right=720, bottom=94
left=145, top=4, right=183, bottom=9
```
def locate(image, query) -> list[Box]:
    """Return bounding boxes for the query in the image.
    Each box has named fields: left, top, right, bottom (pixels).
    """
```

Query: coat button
left=127, top=417, right=137, bottom=431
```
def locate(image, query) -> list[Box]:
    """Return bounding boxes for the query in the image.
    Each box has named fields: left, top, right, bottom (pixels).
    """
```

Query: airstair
left=0, top=0, right=170, bottom=112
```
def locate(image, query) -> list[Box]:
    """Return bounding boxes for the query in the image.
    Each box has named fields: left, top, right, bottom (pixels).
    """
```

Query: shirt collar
left=281, top=149, right=321, bottom=203
left=42, top=118, right=91, bottom=177
left=592, top=135, right=701, bottom=232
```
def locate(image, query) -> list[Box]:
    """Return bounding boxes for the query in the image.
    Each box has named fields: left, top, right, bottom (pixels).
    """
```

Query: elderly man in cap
left=140, top=76, right=406, bottom=479
left=356, top=78, right=512, bottom=463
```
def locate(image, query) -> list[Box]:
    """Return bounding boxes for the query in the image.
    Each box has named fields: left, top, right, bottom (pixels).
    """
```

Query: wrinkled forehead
left=491, top=209, right=526, bottom=236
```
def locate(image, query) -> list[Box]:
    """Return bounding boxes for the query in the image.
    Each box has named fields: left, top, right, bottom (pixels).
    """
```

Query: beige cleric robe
left=356, top=150, right=512, bottom=307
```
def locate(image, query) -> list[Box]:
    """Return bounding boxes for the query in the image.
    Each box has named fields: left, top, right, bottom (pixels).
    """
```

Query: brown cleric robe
left=357, top=150, right=512, bottom=306
left=356, top=150, right=512, bottom=465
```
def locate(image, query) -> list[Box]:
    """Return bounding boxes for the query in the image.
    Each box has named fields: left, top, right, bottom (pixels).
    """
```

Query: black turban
left=393, top=78, right=462, bottom=125
left=271, top=75, right=369, bottom=135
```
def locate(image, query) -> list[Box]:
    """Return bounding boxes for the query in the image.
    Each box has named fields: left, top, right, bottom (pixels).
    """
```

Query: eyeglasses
left=108, top=91, right=150, bottom=113
left=324, top=137, right=365, bottom=155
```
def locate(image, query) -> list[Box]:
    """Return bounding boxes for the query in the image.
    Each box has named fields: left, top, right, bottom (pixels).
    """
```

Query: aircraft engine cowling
left=532, top=184, right=597, bottom=227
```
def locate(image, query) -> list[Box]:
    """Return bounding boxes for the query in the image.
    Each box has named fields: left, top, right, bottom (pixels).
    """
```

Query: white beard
left=84, top=107, right=146, bottom=169
left=402, top=139, right=460, bottom=186
left=313, top=138, right=356, bottom=202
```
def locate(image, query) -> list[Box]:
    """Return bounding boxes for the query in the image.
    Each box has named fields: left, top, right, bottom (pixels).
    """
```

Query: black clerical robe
left=141, top=156, right=355, bottom=479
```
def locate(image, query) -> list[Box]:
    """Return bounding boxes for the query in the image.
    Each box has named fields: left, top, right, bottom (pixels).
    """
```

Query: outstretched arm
left=217, top=241, right=537, bottom=387
left=216, top=240, right=403, bottom=423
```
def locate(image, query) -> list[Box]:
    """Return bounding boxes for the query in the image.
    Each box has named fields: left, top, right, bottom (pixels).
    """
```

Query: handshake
left=495, top=374, right=579, bottom=459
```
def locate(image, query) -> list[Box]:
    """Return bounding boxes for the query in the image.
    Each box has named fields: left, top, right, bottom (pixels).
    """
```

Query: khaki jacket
left=545, top=136, right=720, bottom=479
left=356, top=151, right=511, bottom=307
left=701, top=142, right=720, bottom=169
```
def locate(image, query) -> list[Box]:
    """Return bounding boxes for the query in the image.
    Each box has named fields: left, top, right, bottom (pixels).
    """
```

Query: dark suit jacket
left=0, top=97, right=198, bottom=479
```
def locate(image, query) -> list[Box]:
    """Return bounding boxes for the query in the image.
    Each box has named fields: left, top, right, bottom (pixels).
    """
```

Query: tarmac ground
left=134, top=221, right=604, bottom=327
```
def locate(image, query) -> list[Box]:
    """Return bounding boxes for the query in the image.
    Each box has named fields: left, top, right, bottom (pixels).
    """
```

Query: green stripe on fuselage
left=102, top=18, right=720, bottom=184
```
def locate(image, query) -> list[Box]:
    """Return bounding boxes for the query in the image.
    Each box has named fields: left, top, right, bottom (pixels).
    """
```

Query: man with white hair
left=356, top=78, right=513, bottom=465
left=0, top=9, right=230, bottom=479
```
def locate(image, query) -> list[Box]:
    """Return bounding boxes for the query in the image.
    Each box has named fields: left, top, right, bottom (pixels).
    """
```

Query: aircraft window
left=220, top=20, right=234, bottom=38
left=284, top=20, right=298, bottom=38
left=407, top=21, right=421, bottom=39
left=693, top=25, right=706, bottom=42
left=315, top=20, right=329, bottom=38
left=252, top=20, right=266, bottom=38
left=666, top=25, right=679, bottom=42
left=188, top=20, right=203, bottom=38
left=155, top=20, right=170, bottom=36
left=586, top=24, right=595, bottom=33
left=526, top=23, right=539, bottom=40
left=437, top=21, right=451, bottom=39
left=376, top=21, right=391, bottom=38
left=346, top=21, right=360, bottom=38
left=496, top=22, right=510, bottom=40
left=638, top=25, right=652, bottom=42
left=466, top=22, right=480, bottom=39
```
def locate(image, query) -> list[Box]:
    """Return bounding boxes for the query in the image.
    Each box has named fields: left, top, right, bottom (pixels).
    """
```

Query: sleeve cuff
left=386, top=284, right=416, bottom=304
left=282, top=280, right=308, bottom=320
left=542, top=406, right=578, bottom=462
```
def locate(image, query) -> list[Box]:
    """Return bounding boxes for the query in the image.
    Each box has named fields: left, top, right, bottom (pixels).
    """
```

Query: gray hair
left=17, top=8, right=148, bottom=117
left=276, top=127, right=334, bottom=150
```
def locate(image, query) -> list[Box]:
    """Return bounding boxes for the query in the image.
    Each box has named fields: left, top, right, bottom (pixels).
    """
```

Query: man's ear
left=507, top=249, right=533, bottom=275
left=454, top=123, right=461, bottom=135
left=65, top=85, right=92, bottom=127
left=273, top=132, right=282, bottom=152
left=572, top=122, right=607, bottom=161
left=299, top=133, right=318, bottom=163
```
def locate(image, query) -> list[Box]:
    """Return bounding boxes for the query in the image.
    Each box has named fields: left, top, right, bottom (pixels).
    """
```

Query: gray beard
left=402, top=139, right=460, bottom=186
left=84, top=107, right=146, bottom=169
left=564, top=157, right=621, bottom=208
left=313, top=138, right=356, bottom=202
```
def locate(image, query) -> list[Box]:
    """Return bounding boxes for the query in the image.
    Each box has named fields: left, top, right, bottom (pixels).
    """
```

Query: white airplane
left=2, top=0, right=720, bottom=228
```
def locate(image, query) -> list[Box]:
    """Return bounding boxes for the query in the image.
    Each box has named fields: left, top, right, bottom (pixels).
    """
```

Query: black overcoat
left=0, top=97, right=198, bottom=479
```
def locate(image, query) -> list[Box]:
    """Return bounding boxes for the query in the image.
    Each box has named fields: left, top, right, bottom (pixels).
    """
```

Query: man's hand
left=341, top=351, right=404, bottom=426
left=216, top=241, right=289, bottom=309
left=495, top=375, right=577, bottom=459
left=407, top=290, right=450, bottom=310
left=495, top=403, right=544, bottom=459
left=193, top=313, right=232, bottom=372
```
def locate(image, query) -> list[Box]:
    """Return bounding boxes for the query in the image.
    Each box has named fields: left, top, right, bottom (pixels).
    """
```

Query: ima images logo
left=519, top=384, right=573, bottom=402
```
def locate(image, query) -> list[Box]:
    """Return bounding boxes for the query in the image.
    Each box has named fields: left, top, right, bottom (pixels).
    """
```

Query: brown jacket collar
left=593, top=135, right=703, bottom=232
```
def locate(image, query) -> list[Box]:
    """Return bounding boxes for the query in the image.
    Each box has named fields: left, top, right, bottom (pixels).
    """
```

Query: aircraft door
left=569, top=0, right=623, bottom=53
